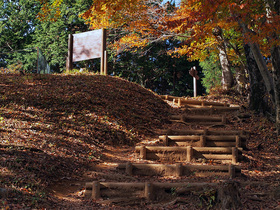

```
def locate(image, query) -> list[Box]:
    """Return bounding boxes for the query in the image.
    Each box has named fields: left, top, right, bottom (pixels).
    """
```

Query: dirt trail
left=1, top=74, right=279, bottom=209
left=49, top=98, right=280, bottom=209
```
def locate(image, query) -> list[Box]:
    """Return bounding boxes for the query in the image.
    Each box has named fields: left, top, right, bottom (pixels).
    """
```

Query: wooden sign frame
left=66, top=29, right=107, bottom=75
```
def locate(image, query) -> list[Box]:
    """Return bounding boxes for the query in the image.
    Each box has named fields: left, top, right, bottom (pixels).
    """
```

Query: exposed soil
left=0, top=73, right=280, bottom=209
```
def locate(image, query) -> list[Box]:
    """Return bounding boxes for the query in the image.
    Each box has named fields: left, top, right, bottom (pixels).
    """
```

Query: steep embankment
left=0, top=73, right=173, bottom=209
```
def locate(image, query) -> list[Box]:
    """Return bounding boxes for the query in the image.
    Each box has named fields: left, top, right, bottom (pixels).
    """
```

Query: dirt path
left=43, top=98, right=280, bottom=209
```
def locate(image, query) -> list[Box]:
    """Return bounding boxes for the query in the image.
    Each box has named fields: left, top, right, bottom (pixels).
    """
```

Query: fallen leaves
left=0, top=73, right=280, bottom=209
left=0, top=73, right=173, bottom=208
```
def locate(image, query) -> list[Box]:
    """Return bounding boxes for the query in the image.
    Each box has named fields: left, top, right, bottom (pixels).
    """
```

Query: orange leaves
left=37, top=0, right=63, bottom=22
left=167, top=0, right=274, bottom=64
left=80, top=0, right=177, bottom=51
left=81, top=0, right=147, bottom=29
left=117, top=34, right=149, bottom=50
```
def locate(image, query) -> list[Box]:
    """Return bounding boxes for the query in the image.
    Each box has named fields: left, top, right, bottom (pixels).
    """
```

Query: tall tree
left=229, top=1, right=280, bottom=133
left=39, top=0, right=280, bottom=131
left=33, top=0, right=92, bottom=72
left=0, top=0, right=40, bottom=70
left=266, top=0, right=280, bottom=134
left=212, top=26, right=234, bottom=90
left=112, top=38, right=204, bottom=96
left=168, top=0, right=280, bottom=132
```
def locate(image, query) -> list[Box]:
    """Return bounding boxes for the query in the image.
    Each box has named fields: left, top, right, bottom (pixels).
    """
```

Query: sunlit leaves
left=116, top=33, right=149, bottom=52
left=37, top=0, right=63, bottom=21
left=165, top=0, right=280, bottom=93
left=80, top=0, right=147, bottom=29
left=80, top=0, right=176, bottom=50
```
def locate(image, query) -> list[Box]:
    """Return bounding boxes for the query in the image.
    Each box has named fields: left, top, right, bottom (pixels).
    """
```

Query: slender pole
left=104, top=50, right=108, bottom=75
left=37, top=47, right=39, bottom=74
left=194, top=77, right=197, bottom=97
left=67, top=34, right=73, bottom=72
left=101, top=51, right=104, bottom=75
left=100, top=29, right=107, bottom=75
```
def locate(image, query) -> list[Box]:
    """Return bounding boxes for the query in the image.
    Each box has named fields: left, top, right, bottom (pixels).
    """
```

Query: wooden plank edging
left=116, top=162, right=241, bottom=178
left=135, top=146, right=241, bottom=163
left=85, top=181, right=220, bottom=200
left=159, top=135, right=246, bottom=147
left=160, top=95, right=230, bottom=107
left=159, top=129, right=249, bottom=136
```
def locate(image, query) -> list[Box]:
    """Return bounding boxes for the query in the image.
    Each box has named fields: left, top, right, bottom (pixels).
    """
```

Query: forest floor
left=0, top=73, right=280, bottom=209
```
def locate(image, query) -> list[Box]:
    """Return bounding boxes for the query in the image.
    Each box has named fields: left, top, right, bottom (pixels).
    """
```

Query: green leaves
left=0, top=0, right=40, bottom=71
left=112, top=39, right=204, bottom=96
left=200, top=52, right=222, bottom=93
left=0, top=0, right=93, bottom=72
left=32, top=0, right=92, bottom=72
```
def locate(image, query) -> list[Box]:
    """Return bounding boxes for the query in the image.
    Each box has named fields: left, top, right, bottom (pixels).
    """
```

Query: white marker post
left=189, top=66, right=199, bottom=97
left=194, top=74, right=197, bottom=97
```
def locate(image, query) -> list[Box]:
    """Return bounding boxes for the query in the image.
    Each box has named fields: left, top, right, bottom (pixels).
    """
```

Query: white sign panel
left=72, top=29, right=103, bottom=62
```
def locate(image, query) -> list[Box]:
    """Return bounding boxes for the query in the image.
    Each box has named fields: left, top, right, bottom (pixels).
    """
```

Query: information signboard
left=67, top=29, right=107, bottom=74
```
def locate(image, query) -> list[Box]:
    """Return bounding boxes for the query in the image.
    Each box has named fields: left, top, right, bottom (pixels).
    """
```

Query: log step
left=159, top=135, right=246, bottom=148
left=184, top=106, right=241, bottom=114
left=85, top=181, right=219, bottom=200
left=160, top=95, right=229, bottom=107
left=159, top=129, right=249, bottom=136
left=175, top=99, right=228, bottom=107
left=170, top=115, right=227, bottom=124
left=135, top=146, right=241, bottom=163
left=117, top=162, right=240, bottom=178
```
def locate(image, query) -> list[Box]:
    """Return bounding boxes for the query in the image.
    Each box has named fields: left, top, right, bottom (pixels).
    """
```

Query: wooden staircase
left=85, top=95, right=248, bottom=205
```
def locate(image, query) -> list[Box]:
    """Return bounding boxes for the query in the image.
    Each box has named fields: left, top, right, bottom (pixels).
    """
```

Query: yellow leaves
left=52, top=0, right=62, bottom=8
left=101, top=3, right=108, bottom=11
left=81, top=0, right=166, bottom=52
left=116, top=33, right=148, bottom=51
left=37, top=0, right=63, bottom=22
left=81, top=0, right=147, bottom=29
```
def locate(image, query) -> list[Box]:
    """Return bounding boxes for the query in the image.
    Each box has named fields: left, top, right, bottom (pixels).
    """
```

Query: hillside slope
left=0, top=73, right=173, bottom=208
left=1, top=73, right=279, bottom=209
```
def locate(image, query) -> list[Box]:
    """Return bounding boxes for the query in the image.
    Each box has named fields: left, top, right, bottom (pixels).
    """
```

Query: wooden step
left=135, top=146, right=241, bottom=164
left=159, top=129, right=249, bottom=136
left=175, top=99, right=228, bottom=107
left=159, top=135, right=246, bottom=148
left=116, top=162, right=240, bottom=178
left=160, top=95, right=229, bottom=107
left=184, top=106, right=241, bottom=114
left=160, top=95, right=180, bottom=100
left=170, top=114, right=227, bottom=125
left=85, top=181, right=219, bottom=200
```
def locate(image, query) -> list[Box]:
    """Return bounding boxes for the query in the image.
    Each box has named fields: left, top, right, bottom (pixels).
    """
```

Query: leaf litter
left=0, top=73, right=279, bottom=209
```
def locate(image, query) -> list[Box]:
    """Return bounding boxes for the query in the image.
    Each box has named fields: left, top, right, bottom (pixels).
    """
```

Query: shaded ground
left=0, top=73, right=280, bottom=209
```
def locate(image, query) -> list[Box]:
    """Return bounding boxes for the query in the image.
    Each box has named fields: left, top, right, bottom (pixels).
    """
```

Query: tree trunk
left=266, top=0, right=280, bottom=135
left=249, top=42, right=275, bottom=99
left=234, top=66, right=247, bottom=94
left=217, top=181, right=241, bottom=210
left=269, top=0, right=280, bottom=134
left=218, top=46, right=234, bottom=90
left=213, top=26, right=234, bottom=90
left=244, top=44, right=271, bottom=114
left=238, top=22, right=275, bottom=102
left=271, top=46, right=280, bottom=135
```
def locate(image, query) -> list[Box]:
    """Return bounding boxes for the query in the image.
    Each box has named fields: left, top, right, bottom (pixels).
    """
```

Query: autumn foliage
left=36, top=0, right=280, bottom=129
left=0, top=73, right=172, bottom=208
left=37, top=0, right=280, bottom=63
left=37, top=0, right=62, bottom=21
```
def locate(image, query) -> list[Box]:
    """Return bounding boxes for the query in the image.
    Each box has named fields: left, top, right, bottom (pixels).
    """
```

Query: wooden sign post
left=66, top=29, right=107, bottom=75
left=189, top=66, right=199, bottom=97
